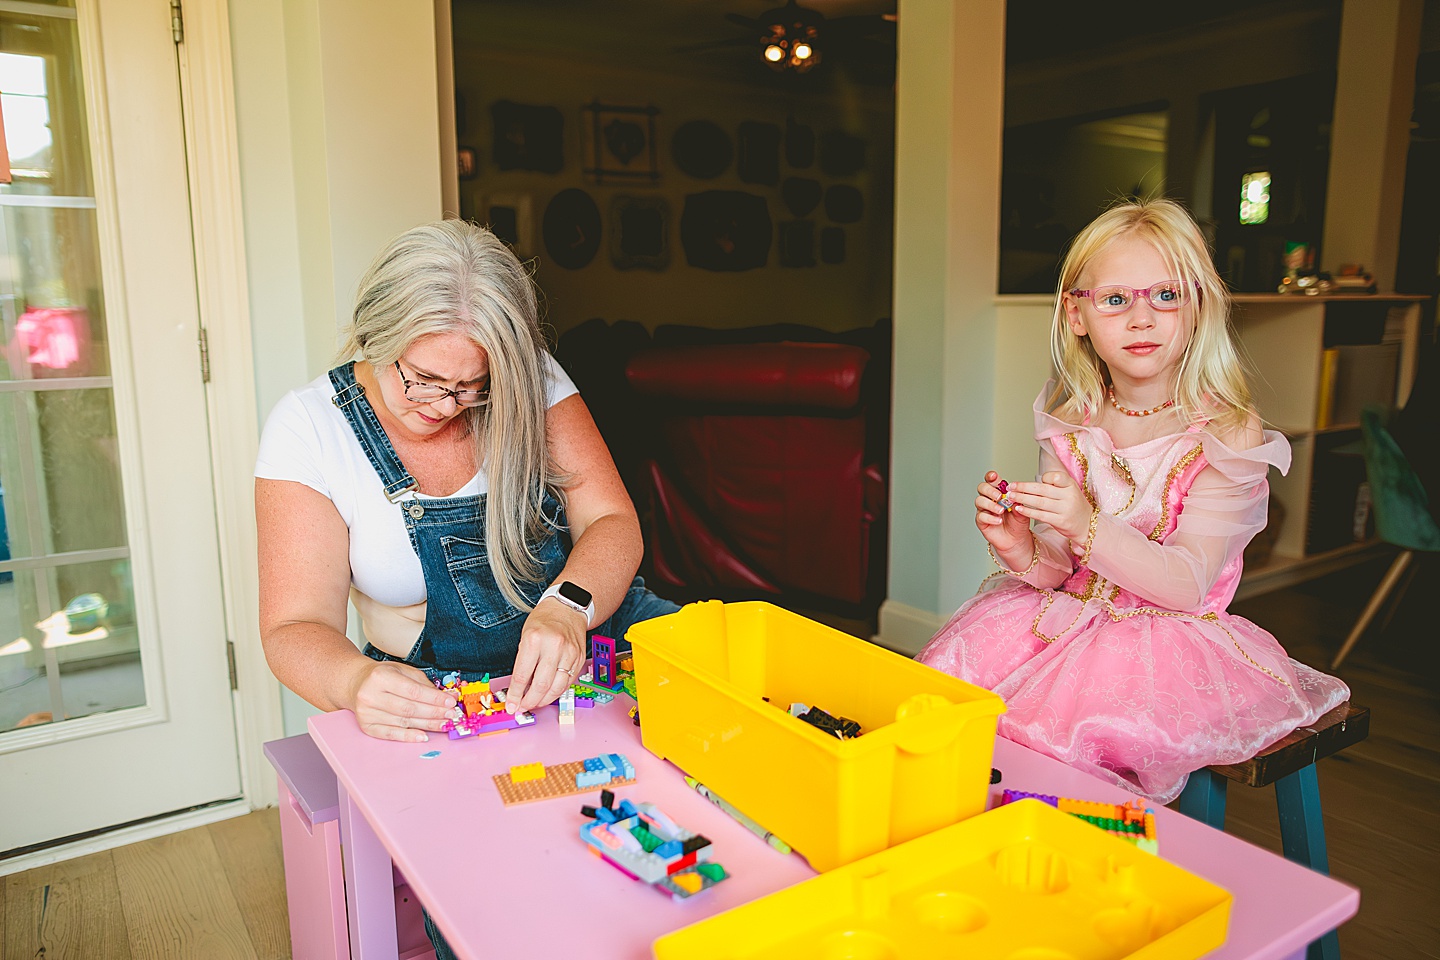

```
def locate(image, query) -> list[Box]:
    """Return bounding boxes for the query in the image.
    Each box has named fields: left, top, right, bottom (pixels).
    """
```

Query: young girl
left=917, top=199, right=1349, bottom=804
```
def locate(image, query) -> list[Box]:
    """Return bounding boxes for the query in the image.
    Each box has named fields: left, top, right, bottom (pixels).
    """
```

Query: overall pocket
left=441, top=502, right=568, bottom=629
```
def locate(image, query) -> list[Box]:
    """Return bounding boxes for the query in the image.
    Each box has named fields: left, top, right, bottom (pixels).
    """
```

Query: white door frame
left=176, top=0, right=282, bottom=811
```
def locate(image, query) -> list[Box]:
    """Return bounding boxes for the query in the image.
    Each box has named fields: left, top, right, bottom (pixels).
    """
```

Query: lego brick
left=509, top=762, right=545, bottom=783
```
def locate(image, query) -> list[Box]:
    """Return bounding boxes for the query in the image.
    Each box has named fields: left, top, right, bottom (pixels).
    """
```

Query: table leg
left=339, top=781, right=399, bottom=960
left=1177, top=767, right=1228, bottom=829
left=1276, top=766, right=1340, bottom=960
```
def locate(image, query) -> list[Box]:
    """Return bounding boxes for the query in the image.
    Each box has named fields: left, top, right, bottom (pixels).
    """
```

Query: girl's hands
left=347, top=659, right=458, bottom=743
left=1008, top=471, right=1093, bottom=550
left=505, top=600, right=588, bottom=715
left=976, top=471, right=1032, bottom=559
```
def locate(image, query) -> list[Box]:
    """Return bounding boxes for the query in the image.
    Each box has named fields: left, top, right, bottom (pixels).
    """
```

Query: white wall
left=880, top=0, right=1007, bottom=654
left=229, top=0, right=444, bottom=735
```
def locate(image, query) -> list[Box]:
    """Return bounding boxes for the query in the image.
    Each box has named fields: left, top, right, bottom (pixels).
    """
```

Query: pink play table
left=305, top=688, right=1357, bottom=960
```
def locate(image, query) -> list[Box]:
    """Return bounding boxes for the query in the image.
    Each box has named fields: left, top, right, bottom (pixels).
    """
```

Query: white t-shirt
left=255, top=356, right=578, bottom=653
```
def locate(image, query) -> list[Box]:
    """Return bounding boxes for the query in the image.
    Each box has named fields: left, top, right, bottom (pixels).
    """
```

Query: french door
left=0, top=0, right=240, bottom=854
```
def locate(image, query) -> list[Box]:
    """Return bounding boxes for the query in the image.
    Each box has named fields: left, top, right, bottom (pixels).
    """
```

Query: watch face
left=558, top=580, right=592, bottom=607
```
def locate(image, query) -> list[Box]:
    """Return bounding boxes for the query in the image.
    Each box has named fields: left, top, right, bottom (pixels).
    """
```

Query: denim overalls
left=328, top=362, right=676, bottom=681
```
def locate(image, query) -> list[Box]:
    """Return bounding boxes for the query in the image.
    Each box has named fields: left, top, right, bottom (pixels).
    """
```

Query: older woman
left=256, top=220, right=676, bottom=744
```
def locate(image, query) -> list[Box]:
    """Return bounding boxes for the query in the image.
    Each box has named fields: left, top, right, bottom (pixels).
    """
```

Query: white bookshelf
left=1231, top=293, right=1429, bottom=595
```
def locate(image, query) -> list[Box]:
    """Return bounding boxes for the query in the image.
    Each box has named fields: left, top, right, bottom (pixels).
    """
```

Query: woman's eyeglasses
left=1068, top=280, right=1196, bottom=315
left=394, top=360, right=489, bottom=407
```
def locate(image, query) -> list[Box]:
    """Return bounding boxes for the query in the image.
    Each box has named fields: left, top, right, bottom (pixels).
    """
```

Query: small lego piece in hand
left=996, top=479, right=1016, bottom=512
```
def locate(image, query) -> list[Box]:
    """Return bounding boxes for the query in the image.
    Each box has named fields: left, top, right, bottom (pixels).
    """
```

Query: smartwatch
left=539, top=580, right=595, bottom=628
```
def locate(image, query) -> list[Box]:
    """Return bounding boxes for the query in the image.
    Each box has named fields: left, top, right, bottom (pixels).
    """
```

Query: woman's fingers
left=508, top=660, right=555, bottom=714
left=359, top=720, right=433, bottom=743
left=353, top=663, right=456, bottom=740
left=505, top=643, right=542, bottom=712
left=509, top=605, right=587, bottom=713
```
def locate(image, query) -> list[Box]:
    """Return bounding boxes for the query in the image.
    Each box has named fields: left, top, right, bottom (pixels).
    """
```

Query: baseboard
left=0, top=798, right=252, bottom=877
left=874, top=599, right=946, bottom=657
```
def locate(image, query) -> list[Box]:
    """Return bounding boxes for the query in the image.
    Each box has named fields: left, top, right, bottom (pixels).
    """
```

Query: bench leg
left=1177, top=767, right=1228, bottom=829
left=1276, top=765, right=1340, bottom=960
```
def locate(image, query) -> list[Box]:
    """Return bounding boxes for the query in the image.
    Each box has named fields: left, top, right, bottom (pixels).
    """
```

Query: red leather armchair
left=625, top=341, right=886, bottom=609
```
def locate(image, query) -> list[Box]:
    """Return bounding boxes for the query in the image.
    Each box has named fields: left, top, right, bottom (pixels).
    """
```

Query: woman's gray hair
left=338, top=219, right=565, bottom=610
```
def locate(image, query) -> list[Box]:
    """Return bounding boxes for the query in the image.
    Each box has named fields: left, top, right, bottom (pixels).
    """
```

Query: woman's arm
left=505, top=394, right=643, bottom=712
left=256, top=477, right=454, bottom=740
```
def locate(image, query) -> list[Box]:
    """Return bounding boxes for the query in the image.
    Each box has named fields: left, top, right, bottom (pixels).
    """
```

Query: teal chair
left=1329, top=404, right=1440, bottom=670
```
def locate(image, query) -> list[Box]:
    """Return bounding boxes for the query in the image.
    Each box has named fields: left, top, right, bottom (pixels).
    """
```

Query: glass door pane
left=0, top=1, right=141, bottom=734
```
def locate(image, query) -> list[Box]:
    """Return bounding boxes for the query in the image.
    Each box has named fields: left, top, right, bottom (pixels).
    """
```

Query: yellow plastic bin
left=626, top=600, right=1006, bottom=872
left=653, top=799, right=1233, bottom=959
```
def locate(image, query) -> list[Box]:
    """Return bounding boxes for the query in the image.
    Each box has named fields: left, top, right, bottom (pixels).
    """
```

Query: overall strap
left=328, top=362, right=419, bottom=502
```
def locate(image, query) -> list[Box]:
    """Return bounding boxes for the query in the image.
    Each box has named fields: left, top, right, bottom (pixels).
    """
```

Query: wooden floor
left=2, top=809, right=290, bottom=960
left=1225, top=554, right=1440, bottom=960
left=3, top=553, right=1437, bottom=959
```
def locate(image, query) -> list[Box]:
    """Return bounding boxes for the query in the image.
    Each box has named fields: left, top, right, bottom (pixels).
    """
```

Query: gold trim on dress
left=1149, top=443, right=1205, bottom=541
left=979, top=432, right=1285, bottom=686
left=1110, top=454, right=1136, bottom=514
left=1065, top=433, right=1098, bottom=510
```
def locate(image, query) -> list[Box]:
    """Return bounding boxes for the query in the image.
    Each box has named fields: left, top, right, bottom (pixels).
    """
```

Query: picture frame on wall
left=610, top=195, right=669, bottom=271
left=484, top=192, right=534, bottom=257
left=491, top=100, right=565, bottom=173
left=457, top=147, right=478, bottom=180
left=582, top=101, right=660, bottom=185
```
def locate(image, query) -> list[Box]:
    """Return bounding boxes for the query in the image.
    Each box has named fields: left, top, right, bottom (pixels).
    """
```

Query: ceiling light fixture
left=759, top=1, right=822, bottom=73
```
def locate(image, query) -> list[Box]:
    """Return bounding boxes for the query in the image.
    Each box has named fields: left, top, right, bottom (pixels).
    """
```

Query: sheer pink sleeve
left=1008, top=441, right=1078, bottom=589
left=1083, top=429, right=1290, bottom=611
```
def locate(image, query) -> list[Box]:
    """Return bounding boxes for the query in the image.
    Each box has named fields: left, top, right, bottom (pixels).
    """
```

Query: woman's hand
left=1009, top=471, right=1093, bottom=549
left=975, top=471, right=1032, bottom=562
left=346, top=659, right=458, bottom=743
left=505, top=600, right=588, bottom=715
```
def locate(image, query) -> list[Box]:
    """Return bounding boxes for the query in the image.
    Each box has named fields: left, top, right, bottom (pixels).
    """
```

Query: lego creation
left=591, top=635, right=617, bottom=688
left=996, top=478, right=1016, bottom=511
left=436, top=672, right=535, bottom=739
left=998, top=789, right=1158, bottom=854
left=570, top=682, right=614, bottom=705
left=581, top=644, right=634, bottom=694
left=558, top=688, right=575, bottom=726
left=579, top=789, right=728, bottom=901
left=492, top=753, right=636, bottom=806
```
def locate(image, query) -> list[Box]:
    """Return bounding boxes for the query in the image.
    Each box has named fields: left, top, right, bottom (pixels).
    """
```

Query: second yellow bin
left=626, top=600, right=1006, bottom=872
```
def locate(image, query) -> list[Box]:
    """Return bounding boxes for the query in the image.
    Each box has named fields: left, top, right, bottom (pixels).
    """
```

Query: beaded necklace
left=1107, top=388, right=1175, bottom=417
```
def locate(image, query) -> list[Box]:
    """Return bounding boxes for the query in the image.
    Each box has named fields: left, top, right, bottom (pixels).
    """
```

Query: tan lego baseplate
left=491, top=760, right=636, bottom=806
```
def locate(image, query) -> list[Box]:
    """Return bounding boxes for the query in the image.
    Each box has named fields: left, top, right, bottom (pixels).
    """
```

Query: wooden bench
left=1177, top=701, right=1369, bottom=960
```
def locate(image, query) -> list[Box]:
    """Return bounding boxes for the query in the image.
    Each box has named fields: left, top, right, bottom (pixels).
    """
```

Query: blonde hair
left=1049, top=198, right=1253, bottom=432
left=338, top=220, right=565, bottom=611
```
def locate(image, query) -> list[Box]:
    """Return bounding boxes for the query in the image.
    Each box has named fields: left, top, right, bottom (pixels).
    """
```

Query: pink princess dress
left=917, top=388, right=1350, bottom=804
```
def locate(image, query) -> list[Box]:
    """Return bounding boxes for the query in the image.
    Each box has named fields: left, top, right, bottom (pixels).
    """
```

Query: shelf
left=1231, top=292, right=1429, bottom=304
left=1234, top=539, right=1392, bottom=602
left=1284, top=426, right=1359, bottom=440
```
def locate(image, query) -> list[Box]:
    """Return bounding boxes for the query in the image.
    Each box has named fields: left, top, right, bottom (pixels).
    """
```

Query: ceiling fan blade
left=725, top=12, right=766, bottom=32
left=675, top=35, right=759, bottom=53
left=826, top=14, right=897, bottom=40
